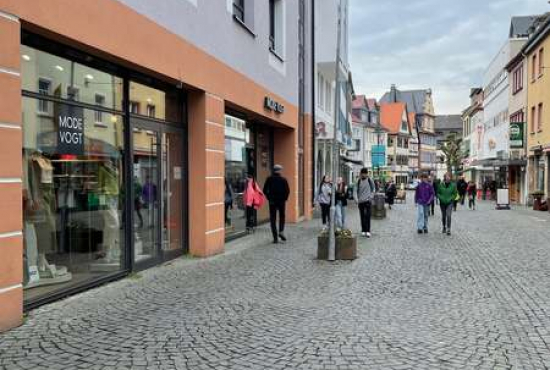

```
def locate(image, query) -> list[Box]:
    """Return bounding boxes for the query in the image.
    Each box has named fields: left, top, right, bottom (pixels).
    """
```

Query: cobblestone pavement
left=2, top=198, right=550, bottom=370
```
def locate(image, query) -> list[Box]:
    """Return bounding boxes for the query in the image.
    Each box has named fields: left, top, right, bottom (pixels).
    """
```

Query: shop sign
left=264, top=96, right=285, bottom=114
left=372, top=145, right=386, bottom=167
left=57, top=105, right=84, bottom=155
left=510, top=122, right=524, bottom=149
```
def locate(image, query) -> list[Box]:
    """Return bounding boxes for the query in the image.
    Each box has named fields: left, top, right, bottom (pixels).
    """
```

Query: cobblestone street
left=2, top=198, right=550, bottom=370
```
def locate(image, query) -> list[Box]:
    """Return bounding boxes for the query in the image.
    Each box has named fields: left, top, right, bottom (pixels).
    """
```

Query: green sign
left=510, top=122, right=524, bottom=149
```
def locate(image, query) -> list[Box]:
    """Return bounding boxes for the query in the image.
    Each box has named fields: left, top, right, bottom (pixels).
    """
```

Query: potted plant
left=317, top=229, right=357, bottom=260
left=531, top=191, right=545, bottom=211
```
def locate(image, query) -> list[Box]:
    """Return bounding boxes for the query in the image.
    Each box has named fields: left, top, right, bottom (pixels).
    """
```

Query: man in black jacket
left=263, top=164, right=290, bottom=243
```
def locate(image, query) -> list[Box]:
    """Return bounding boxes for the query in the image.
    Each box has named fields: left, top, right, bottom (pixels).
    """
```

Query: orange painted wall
left=0, top=11, right=23, bottom=332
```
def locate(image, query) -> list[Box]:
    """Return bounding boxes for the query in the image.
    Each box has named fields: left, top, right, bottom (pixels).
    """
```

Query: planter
left=533, top=194, right=544, bottom=211
left=317, top=236, right=357, bottom=260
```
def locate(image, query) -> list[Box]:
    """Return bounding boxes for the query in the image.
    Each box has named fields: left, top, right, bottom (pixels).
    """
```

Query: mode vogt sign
left=264, top=96, right=285, bottom=114
left=57, top=105, right=85, bottom=155
left=509, top=122, right=524, bottom=149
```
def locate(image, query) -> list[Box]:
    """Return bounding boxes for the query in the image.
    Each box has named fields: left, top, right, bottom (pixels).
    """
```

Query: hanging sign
left=509, top=122, right=524, bottom=149
left=57, top=105, right=84, bottom=155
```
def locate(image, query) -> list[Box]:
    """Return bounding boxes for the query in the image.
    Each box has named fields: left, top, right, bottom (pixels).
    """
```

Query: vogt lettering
left=57, top=105, right=85, bottom=155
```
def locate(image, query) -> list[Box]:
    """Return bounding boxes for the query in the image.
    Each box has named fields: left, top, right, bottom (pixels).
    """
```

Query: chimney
left=390, top=84, right=397, bottom=103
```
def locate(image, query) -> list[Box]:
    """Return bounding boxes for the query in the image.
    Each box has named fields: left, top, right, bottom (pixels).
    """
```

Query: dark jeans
left=440, top=203, right=453, bottom=230
left=459, top=193, right=466, bottom=205
left=468, top=196, right=476, bottom=209
left=430, top=201, right=435, bottom=216
left=269, top=202, right=286, bottom=241
left=224, top=202, right=231, bottom=225
left=320, top=203, right=330, bottom=225
left=245, top=206, right=256, bottom=228
left=358, top=201, right=372, bottom=233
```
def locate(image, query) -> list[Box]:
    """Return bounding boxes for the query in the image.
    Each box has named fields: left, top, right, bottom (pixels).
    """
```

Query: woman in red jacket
left=242, top=174, right=266, bottom=233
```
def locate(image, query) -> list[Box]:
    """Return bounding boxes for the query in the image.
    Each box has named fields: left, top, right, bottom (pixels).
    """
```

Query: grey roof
left=435, top=115, right=462, bottom=132
left=379, top=89, right=429, bottom=115
left=510, top=16, right=539, bottom=38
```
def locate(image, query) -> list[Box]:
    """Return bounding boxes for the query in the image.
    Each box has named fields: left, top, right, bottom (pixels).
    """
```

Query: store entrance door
left=131, top=118, right=186, bottom=269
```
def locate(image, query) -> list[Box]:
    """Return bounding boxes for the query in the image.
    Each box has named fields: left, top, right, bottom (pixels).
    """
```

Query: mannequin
left=23, top=150, right=72, bottom=289
left=96, top=160, right=121, bottom=264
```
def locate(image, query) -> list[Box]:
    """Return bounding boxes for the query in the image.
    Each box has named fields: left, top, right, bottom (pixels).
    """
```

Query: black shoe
left=424, top=228, right=428, bottom=234
left=273, top=239, right=279, bottom=244
left=446, top=230, right=451, bottom=236
left=279, top=233, right=287, bottom=242
left=418, top=230, right=423, bottom=234
left=442, top=228, right=446, bottom=234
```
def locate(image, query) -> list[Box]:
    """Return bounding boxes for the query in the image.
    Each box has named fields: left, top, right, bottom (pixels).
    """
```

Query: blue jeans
left=416, top=204, right=429, bottom=231
left=335, top=201, right=346, bottom=228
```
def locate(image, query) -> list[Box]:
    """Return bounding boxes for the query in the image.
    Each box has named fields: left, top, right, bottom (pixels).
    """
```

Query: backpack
left=358, top=177, right=375, bottom=193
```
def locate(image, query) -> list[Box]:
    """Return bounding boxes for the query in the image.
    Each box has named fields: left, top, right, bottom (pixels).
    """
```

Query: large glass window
left=21, top=97, right=125, bottom=301
left=21, top=45, right=123, bottom=111
left=224, top=115, right=252, bottom=237
left=21, top=45, right=126, bottom=302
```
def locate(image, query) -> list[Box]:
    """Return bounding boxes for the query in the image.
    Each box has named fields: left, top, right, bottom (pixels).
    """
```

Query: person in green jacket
left=436, top=172, right=458, bottom=235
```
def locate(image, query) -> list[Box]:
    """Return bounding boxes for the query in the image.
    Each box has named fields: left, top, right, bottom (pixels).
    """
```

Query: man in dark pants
left=263, top=164, right=290, bottom=244
left=356, top=168, right=375, bottom=238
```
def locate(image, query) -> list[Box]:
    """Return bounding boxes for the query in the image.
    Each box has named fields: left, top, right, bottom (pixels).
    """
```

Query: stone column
left=274, top=128, right=299, bottom=223
left=0, top=10, right=23, bottom=332
left=534, top=155, right=540, bottom=191
left=188, top=91, right=225, bottom=257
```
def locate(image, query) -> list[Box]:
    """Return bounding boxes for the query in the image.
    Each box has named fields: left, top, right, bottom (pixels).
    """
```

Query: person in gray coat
left=356, top=168, right=375, bottom=238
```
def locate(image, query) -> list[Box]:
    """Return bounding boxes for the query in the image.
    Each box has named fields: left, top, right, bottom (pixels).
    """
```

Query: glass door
left=132, top=120, right=161, bottom=266
left=161, top=128, right=185, bottom=256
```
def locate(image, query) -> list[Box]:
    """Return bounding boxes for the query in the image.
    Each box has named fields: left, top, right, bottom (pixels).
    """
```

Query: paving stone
left=1, top=201, right=550, bottom=369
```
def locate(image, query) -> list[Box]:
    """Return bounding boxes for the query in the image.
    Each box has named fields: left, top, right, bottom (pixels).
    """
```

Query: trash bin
left=372, top=193, right=386, bottom=219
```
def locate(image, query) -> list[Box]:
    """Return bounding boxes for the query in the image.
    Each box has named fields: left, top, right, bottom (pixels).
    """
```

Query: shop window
left=21, top=45, right=123, bottom=111
left=21, top=96, right=125, bottom=302
left=129, top=81, right=181, bottom=122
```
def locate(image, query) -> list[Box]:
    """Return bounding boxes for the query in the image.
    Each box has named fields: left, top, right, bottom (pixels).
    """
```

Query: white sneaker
left=361, top=232, right=367, bottom=237
left=366, top=232, right=372, bottom=238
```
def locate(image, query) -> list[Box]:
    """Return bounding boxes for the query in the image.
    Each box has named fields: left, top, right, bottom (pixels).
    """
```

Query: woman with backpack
left=317, top=175, right=332, bottom=230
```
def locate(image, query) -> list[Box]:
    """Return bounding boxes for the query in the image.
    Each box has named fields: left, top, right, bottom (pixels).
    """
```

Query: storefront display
left=20, top=40, right=186, bottom=304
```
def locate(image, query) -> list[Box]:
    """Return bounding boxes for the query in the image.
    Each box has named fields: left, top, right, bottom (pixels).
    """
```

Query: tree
left=440, top=133, right=463, bottom=177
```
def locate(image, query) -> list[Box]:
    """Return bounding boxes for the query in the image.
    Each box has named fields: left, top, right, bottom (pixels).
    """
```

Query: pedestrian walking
left=457, top=176, right=468, bottom=206
left=335, top=177, right=348, bottom=229
left=263, top=164, right=290, bottom=244
left=316, top=175, right=332, bottom=230
left=437, top=172, right=458, bottom=235
left=415, top=173, right=435, bottom=234
left=385, top=180, right=397, bottom=210
left=429, top=176, right=437, bottom=216
left=467, top=181, right=477, bottom=210
left=242, top=174, right=265, bottom=233
left=356, top=168, right=375, bottom=238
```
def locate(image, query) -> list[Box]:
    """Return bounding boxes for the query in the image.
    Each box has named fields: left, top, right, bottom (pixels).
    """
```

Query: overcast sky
left=349, top=0, right=550, bottom=114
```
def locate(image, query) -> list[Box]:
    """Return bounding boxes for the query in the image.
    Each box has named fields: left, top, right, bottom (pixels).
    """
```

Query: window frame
left=37, top=77, right=52, bottom=114
left=94, top=93, right=106, bottom=125
left=233, top=0, right=245, bottom=23
left=539, top=48, right=545, bottom=78
left=538, top=103, right=543, bottom=132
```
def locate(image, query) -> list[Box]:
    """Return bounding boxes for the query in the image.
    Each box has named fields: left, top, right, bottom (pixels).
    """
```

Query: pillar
left=534, top=155, right=540, bottom=191
left=188, top=91, right=225, bottom=257
left=0, top=10, right=23, bottom=332
left=274, top=128, right=299, bottom=223
left=303, top=114, right=313, bottom=220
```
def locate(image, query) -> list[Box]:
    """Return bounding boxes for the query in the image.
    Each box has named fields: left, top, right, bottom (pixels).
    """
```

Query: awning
left=478, top=158, right=527, bottom=167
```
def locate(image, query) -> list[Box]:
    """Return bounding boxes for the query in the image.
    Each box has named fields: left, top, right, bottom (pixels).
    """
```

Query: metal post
left=328, top=0, right=343, bottom=262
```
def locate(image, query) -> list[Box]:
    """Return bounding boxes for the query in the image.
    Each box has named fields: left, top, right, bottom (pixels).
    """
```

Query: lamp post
left=328, top=0, right=344, bottom=262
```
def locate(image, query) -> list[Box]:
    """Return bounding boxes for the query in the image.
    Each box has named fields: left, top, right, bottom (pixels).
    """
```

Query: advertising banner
left=509, top=122, right=524, bottom=149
